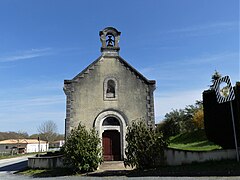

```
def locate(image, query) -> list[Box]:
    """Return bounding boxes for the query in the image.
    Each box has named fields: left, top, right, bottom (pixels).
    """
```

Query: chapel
left=64, top=27, right=156, bottom=161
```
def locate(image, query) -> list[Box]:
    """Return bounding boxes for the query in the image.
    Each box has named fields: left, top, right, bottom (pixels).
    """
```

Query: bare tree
left=38, top=120, right=58, bottom=143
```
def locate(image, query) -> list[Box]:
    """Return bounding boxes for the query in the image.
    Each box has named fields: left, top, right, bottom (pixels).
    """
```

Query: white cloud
left=0, top=95, right=65, bottom=110
left=0, top=95, right=66, bottom=134
left=179, top=52, right=238, bottom=66
left=0, top=111, right=65, bottom=135
left=0, top=48, right=53, bottom=62
left=140, top=51, right=238, bottom=82
left=167, top=21, right=238, bottom=36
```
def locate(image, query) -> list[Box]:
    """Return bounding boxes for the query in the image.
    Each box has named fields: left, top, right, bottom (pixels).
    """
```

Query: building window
left=102, top=117, right=120, bottom=126
left=104, top=77, right=118, bottom=100
left=5, top=146, right=8, bottom=149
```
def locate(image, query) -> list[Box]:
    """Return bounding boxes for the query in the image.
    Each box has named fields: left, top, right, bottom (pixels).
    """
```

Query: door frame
left=94, top=110, right=128, bottom=160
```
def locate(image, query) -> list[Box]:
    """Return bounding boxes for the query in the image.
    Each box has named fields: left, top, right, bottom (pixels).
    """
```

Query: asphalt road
left=0, top=155, right=31, bottom=180
left=0, top=157, right=240, bottom=179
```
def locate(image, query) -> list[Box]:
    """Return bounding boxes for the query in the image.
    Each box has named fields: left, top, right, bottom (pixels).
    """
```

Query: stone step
left=99, top=161, right=133, bottom=171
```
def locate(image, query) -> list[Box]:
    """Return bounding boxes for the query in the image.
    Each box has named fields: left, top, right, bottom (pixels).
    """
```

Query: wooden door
left=102, top=130, right=120, bottom=161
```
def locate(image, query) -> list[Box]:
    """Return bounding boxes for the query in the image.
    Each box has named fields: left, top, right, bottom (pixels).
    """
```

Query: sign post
left=230, top=101, right=239, bottom=162
left=38, top=136, right=40, bottom=153
left=213, top=76, right=239, bottom=162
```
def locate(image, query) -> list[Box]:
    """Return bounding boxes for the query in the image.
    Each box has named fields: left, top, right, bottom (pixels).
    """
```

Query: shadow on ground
left=16, top=160, right=240, bottom=177
left=86, top=169, right=240, bottom=177
left=0, top=161, right=28, bottom=172
left=17, top=168, right=74, bottom=178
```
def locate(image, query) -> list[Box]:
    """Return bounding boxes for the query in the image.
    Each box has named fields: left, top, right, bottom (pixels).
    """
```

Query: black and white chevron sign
left=213, top=76, right=235, bottom=103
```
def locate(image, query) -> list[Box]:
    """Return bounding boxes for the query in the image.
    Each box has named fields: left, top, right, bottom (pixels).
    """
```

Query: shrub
left=61, top=123, right=102, bottom=173
left=124, top=120, right=167, bottom=169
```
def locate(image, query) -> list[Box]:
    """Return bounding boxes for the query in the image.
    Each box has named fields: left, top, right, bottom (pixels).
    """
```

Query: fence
left=0, top=150, right=18, bottom=157
left=0, top=151, right=10, bottom=156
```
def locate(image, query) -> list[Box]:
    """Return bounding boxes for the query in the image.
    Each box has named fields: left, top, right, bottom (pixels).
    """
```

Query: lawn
left=168, top=129, right=222, bottom=151
left=0, top=153, right=30, bottom=160
left=17, top=168, right=74, bottom=177
left=0, top=152, right=44, bottom=160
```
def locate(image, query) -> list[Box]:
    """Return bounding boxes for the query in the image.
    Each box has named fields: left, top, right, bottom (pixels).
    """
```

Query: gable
left=65, top=56, right=155, bottom=87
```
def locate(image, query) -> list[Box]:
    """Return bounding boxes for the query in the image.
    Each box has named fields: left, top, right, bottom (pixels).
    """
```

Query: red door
left=102, top=130, right=121, bottom=161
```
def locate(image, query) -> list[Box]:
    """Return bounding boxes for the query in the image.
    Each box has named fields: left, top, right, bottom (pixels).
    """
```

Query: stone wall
left=28, top=155, right=64, bottom=169
left=28, top=149, right=239, bottom=169
left=164, top=148, right=237, bottom=166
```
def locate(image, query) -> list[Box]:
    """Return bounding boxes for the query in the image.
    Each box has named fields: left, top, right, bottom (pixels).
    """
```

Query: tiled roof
left=51, top=140, right=65, bottom=144
left=0, top=139, right=47, bottom=144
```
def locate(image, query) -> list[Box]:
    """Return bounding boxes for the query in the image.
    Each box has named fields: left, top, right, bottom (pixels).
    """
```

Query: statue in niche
left=106, top=35, right=114, bottom=47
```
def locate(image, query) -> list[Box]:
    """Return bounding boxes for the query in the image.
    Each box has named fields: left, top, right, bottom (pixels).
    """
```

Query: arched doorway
left=102, top=117, right=121, bottom=161
left=94, top=110, right=128, bottom=161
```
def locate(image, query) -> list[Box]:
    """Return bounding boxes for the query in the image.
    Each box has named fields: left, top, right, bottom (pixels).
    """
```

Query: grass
left=0, top=152, right=40, bottom=160
left=17, top=168, right=74, bottom=177
left=0, top=154, right=22, bottom=160
left=168, top=129, right=222, bottom=151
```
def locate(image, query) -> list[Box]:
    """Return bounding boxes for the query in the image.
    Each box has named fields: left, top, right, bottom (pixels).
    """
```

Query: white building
left=49, top=140, right=65, bottom=148
left=0, top=139, right=49, bottom=153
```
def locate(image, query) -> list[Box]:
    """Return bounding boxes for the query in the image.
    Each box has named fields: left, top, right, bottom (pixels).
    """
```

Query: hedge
left=203, top=82, right=240, bottom=148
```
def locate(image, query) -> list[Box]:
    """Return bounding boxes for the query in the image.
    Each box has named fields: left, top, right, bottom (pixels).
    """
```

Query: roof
left=50, top=140, right=65, bottom=144
left=65, top=55, right=156, bottom=86
left=0, top=139, right=47, bottom=144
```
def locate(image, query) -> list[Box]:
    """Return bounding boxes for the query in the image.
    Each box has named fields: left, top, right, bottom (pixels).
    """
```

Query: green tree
left=193, top=107, right=204, bottom=129
left=182, top=105, right=198, bottom=132
left=61, top=123, right=102, bottom=173
left=211, top=70, right=222, bottom=82
left=156, top=100, right=204, bottom=136
left=156, top=110, right=182, bottom=138
left=210, top=70, right=222, bottom=89
left=0, top=131, right=29, bottom=140
left=124, top=120, right=167, bottom=169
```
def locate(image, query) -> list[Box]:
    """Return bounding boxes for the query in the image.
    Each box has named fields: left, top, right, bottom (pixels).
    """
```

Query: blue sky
left=0, top=0, right=239, bottom=135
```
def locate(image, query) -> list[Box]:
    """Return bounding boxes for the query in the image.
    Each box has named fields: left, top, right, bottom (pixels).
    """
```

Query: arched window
left=102, top=117, right=120, bottom=126
left=104, top=78, right=118, bottom=100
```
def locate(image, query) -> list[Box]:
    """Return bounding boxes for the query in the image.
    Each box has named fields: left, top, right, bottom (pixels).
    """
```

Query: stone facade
left=63, top=27, right=156, bottom=160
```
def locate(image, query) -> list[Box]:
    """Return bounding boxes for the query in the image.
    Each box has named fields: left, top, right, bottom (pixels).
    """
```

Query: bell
left=106, top=35, right=114, bottom=47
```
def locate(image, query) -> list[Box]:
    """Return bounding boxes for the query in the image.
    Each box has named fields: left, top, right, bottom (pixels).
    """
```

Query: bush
left=124, top=120, right=167, bottom=169
left=61, top=123, right=102, bottom=173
